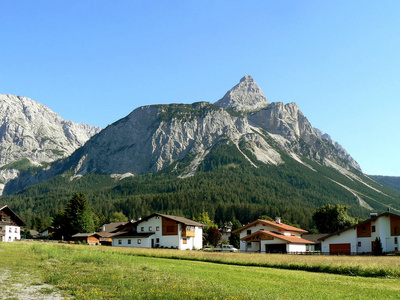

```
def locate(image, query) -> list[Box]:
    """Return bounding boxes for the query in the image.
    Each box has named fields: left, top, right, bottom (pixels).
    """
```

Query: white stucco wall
left=321, top=227, right=357, bottom=253
left=1, top=225, right=20, bottom=242
left=288, top=243, right=307, bottom=253
left=112, top=236, right=152, bottom=248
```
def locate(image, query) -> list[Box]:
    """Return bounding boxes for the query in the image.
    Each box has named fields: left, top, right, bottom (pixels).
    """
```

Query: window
left=358, top=242, right=362, bottom=247
left=138, top=239, right=142, bottom=244
left=118, top=240, right=122, bottom=245
left=395, top=237, right=398, bottom=244
left=156, top=226, right=160, bottom=231
left=15, top=228, right=18, bottom=233
left=149, top=226, right=153, bottom=231
left=246, top=230, right=251, bottom=235
left=395, top=227, right=398, bottom=235
left=156, top=238, right=160, bottom=243
left=247, top=242, right=251, bottom=248
left=9, top=228, right=11, bottom=233
left=183, top=238, right=187, bottom=244
left=128, top=239, right=131, bottom=245
left=141, top=227, right=144, bottom=232
left=362, top=226, right=366, bottom=233
left=372, top=226, right=376, bottom=233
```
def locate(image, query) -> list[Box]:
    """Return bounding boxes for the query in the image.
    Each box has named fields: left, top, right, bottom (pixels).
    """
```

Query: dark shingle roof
left=71, top=232, right=101, bottom=238
left=0, top=205, right=27, bottom=226
left=137, top=213, right=206, bottom=227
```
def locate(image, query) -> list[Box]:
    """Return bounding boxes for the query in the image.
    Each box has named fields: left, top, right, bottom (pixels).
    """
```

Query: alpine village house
left=233, top=217, right=314, bottom=253
left=0, top=205, right=27, bottom=242
left=320, top=212, right=400, bottom=255
left=111, top=213, right=206, bottom=250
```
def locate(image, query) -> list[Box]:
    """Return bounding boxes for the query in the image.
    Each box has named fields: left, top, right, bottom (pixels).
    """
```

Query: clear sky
left=1, top=1, right=399, bottom=176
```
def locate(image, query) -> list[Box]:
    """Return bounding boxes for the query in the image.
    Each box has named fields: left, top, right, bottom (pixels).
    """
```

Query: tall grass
left=23, top=242, right=400, bottom=278
left=103, top=246, right=400, bottom=278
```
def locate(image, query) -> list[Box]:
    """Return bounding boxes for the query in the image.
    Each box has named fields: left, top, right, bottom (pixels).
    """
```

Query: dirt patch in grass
left=0, top=268, right=68, bottom=299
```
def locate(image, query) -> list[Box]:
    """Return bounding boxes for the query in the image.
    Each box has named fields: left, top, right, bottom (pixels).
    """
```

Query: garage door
left=329, top=243, right=351, bottom=255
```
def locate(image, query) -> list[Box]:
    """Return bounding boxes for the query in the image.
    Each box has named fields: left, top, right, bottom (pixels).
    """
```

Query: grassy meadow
left=0, top=242, right=400, bottom=299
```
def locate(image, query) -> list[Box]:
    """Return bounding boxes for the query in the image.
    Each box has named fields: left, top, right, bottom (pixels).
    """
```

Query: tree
left=207, top=227, right=222, bottom=247
left=194, top=211, right=217, bottom=229
left=229, top=220, right=242, bottom=249
left=52, top=192, right=96, bottom=240
left=110, top=211, right=128, bottom=223
left=31, top=216, right=45, bottom=232
left=312, top=204, right=356, bottom=233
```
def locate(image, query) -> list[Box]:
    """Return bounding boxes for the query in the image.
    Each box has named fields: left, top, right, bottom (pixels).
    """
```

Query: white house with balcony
left=111, top=213, right=205, bottom=250
left=233, top=217, right=314, bottom=253
left=319, top=212, right=400, bottom=255
left=0, top=205, right=27, bottom=242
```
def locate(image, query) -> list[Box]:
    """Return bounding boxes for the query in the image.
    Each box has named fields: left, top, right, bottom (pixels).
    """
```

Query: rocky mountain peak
left=0, top=93, right=102, bottom=194
left=215, top=75, right=269, bottom=112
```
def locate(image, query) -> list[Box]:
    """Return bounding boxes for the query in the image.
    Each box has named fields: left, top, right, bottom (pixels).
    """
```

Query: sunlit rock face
left=0, top=94, right=101, bottom=194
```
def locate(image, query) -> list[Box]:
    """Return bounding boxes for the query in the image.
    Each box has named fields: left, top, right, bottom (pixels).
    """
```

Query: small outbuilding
left=71, top=232, right=101, bottom=245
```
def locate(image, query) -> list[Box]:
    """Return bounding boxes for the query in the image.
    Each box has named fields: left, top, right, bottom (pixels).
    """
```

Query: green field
left=1, top=242, right=400, bottom=299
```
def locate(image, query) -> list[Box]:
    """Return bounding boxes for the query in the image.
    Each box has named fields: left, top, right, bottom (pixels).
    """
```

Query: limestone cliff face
left=0, top=94, right=101, bottom=193
left=3, top=76, right=362, bottom=194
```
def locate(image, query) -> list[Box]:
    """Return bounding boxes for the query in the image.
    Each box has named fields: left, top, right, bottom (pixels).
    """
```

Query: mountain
left=2, top=76, right=400, bottom=229
left=0, top=94, right=101, bottom=194
left=370, top=175, right=400, bottom=191
left=4, top=76, right=361, bottom=193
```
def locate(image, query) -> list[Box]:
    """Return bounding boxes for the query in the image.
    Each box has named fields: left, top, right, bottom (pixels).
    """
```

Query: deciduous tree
left=312, top=204, right=356, bottom=233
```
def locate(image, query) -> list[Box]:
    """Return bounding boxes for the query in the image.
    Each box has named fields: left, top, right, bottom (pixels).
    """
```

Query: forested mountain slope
left=370, top=175, right=400, bottom=191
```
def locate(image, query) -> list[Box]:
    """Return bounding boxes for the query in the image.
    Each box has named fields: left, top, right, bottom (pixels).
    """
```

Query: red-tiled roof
left=232, top=219, right=308, bottom=234
left=241, top=230, right=314, bottom=244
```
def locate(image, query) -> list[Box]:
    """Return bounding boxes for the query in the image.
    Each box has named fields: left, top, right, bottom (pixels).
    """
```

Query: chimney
left=275, top=217, right=281, bottom=224
left=370, top=213, right=378, bottom=218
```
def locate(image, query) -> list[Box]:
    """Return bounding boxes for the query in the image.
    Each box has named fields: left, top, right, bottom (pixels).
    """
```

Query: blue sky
left=1, top=1, right=399, bottom=176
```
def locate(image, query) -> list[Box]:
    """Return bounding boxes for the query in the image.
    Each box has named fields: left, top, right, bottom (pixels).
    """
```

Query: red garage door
left=329, top=243, right=351, bottom=255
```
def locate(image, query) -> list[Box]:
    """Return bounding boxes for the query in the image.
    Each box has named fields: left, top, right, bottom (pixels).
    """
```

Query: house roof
left=102, top=221, right=131, bottom=233
left=39, top=226, right=55, bottom=234
left=29, top=230, right=39, bottom=236
left=302, top=233, right=329, bottom=243
left=111, top=231, right=155, bottom=238
left=318, top=211, right=400, bottom=241
left=232, top=219, right=308, bottom=234
left=71, top=232, right=101, bottom=238
left=241, top=230, right=315, bottom=244
left=0, top=205, right=28, bottom=227
left=136, top=213, right=206, bottom=227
